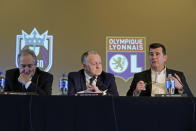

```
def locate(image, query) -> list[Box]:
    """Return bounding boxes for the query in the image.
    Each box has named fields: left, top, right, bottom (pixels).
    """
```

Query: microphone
left=90, top=76, right=96, bottom=85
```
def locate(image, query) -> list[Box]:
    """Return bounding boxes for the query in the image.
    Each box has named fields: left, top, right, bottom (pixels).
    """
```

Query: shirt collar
left=151, top=66, right=166, bottom=75
left=84, top=71, right=98, bottom=80
left=84, top=71, right=91, bottom=80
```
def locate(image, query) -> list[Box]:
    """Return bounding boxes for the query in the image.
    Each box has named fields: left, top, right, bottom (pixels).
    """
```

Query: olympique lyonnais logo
left=106, top=36, right=146, bottom=81
left=16, top=28, right=53, bottom=72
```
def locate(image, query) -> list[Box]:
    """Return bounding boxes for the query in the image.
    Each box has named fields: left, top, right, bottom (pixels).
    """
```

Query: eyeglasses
left=19, top=64, right=35, bottom=69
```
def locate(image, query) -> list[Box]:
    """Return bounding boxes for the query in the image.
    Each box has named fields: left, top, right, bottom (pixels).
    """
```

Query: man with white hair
left=68, top=50, right=119, bottom=96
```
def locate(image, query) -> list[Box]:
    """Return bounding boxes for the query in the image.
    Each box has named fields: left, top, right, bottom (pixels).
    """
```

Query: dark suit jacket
left=126, top=68, right=193, bottom=97
left=4, top=68, right=53, bottom=95
left=68, top=69, right=119, bottom=96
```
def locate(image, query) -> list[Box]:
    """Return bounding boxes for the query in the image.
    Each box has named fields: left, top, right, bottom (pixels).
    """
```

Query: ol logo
left=106, top=36, right=146, bottom=81
left=109, top=54, right=129, bottom=73
left=16, top=28, right=53, bottom=72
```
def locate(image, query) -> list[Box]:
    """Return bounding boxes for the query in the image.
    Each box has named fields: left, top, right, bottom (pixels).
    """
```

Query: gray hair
left=17, top=48, right=37, bottom=65
left=81, top=50, right=99, bottom=65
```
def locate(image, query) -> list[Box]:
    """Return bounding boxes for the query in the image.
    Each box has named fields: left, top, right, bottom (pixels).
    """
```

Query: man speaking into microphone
left=127, top=43, right=193, bottom=97
left=4, top=48, right=53, bottom=95
left=68, top=50, right=119, bottom=96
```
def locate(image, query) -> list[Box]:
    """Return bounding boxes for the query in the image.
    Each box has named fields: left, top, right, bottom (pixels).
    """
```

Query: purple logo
left=106, top=36, right=146, bottom=81
left=16, top=28, right=53, bottom=72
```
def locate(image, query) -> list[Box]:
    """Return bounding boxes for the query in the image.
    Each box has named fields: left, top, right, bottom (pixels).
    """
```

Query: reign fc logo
left=16, top=28, right=53, bottom=72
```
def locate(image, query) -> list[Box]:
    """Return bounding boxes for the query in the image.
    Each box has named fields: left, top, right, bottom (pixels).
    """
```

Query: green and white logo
left=109, top=54, right=128, bottom=73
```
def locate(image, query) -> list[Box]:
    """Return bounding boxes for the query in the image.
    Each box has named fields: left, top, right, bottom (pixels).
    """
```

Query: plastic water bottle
left=165, top=74, right=175, bottom=95
left=59, top=73, right=68, bottom=96
left=0, top=72, right=5, bottom=92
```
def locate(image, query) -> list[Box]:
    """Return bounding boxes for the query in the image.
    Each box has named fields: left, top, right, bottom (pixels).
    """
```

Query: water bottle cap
left=168, top=74, right=172, bottom=77
left=62, top=73, right=66, bottom=77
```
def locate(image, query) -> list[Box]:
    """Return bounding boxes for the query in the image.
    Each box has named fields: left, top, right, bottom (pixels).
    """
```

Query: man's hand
left=18, top=73, right=31, bottom=85
left=84, top=84, right=102, bottom=93
left=173, top=74, right=183, bottom=90
left=133, top=81, right=146, bottom=96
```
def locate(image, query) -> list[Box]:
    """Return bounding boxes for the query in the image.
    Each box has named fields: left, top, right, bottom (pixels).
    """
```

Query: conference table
left=0, top=94, right=195, bottom=131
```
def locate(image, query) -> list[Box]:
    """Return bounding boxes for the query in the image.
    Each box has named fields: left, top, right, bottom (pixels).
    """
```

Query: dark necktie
left=89, top=76, right=96, bottom=85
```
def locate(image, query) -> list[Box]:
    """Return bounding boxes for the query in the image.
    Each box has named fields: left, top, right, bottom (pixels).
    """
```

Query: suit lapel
left=31, top=69, right=38, bottom=84
left=146, top=69, right=152, bottom=95
left=15, top=69, right=26, bottom=91
left=146, top=69, right=151, bottom=84
left=17, top=82, right=25, bottom=91
left=80, top=70, right=86, bottom=90
left=28, top=68, right=40, bottom=91
left=96, top=73, right=105, bottom=90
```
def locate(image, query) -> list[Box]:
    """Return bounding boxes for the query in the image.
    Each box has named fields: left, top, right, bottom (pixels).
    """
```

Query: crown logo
left=20, top=28, right=49, bottom=56
left=21, top=28, right=48, bottom=49
left=16, top=28, right=53, bottom=72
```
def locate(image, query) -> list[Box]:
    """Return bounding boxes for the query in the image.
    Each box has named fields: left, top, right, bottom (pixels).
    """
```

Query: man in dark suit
left=127, top=43, right=193, bottom=97
left=4, top=48, right=53, bottom=95
left=68, top=51, right=119, bottom=96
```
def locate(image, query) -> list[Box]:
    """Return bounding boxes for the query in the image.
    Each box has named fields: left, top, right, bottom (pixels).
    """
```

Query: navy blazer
left=68, top=69, right=119, bottom=96
left=126, top=68, right=193, bottom=97
left=4, top=68, right=53, bottom=95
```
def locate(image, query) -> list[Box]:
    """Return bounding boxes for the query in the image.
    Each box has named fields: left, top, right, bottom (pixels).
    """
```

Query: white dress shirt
left=151, top=67, right=167, bottom=96
left=25, top=77, right=32, bottom=89
left=84, top=71, right=97, bottom=87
